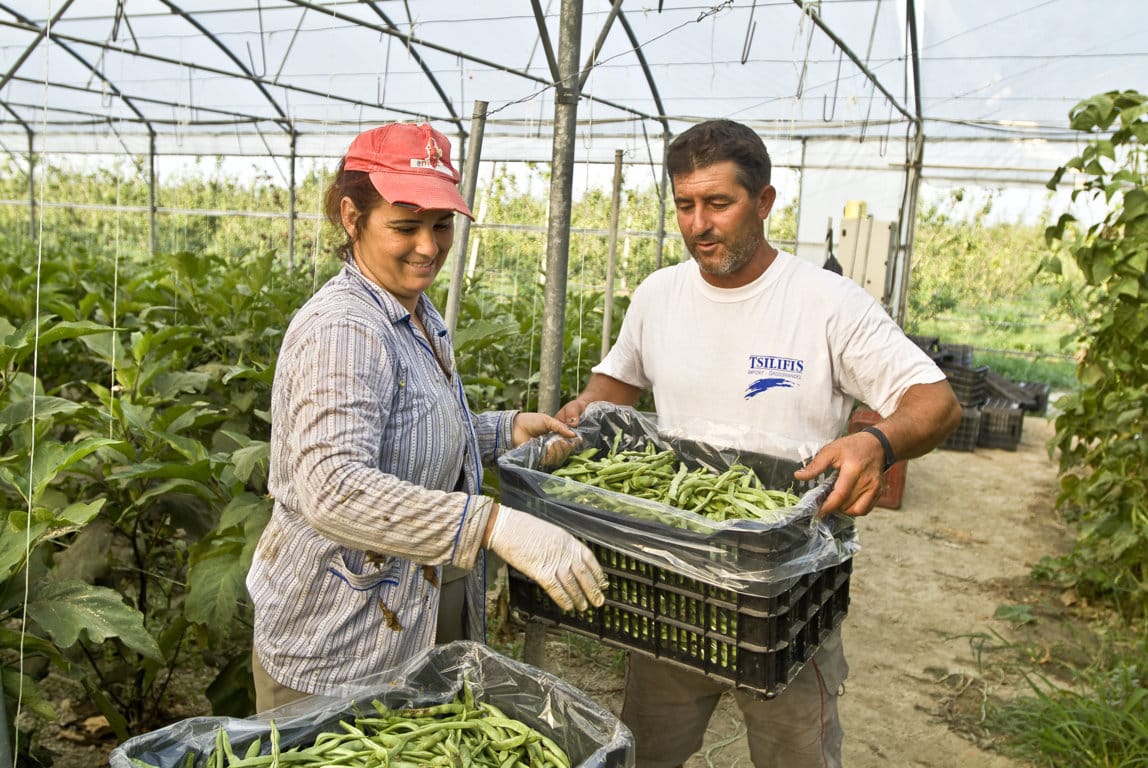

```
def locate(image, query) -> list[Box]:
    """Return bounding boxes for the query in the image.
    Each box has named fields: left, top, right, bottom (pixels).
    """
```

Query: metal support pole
left=895, top=129, right=925, bottom=325
left=446, top=100, right=489, bottom=337
left=26, top=131, right=34, bottom=243
left=535, top=0, right=582, bottom=417
left=793, top=137, right=807, bottom=255
left=148, top=132, right=157, bottom=256
left=288, top=130, right=298, bottom=269
left=525, top=0, right=583, bottom=670
left=655, top=132, right=669, bottom=269
left=601, top=149, right=623, bottom=360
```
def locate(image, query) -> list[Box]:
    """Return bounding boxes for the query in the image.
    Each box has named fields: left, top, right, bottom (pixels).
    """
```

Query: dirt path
left=542, top=415, right=1072, bottom=767
left=831, top=415, right=1070, bottom=768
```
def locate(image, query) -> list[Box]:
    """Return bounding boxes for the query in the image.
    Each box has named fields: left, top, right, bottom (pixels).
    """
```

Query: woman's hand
left=512, top=412, right=582, bottom=469
left=511, top=412, right=576, bottom=447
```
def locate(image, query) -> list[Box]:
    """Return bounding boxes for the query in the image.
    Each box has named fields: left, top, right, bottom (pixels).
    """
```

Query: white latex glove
left=486, top=505, right=607, bottom=612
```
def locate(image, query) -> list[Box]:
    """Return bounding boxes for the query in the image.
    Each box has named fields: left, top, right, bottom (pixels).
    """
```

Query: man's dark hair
left=666, top=119, right=772, bottom=194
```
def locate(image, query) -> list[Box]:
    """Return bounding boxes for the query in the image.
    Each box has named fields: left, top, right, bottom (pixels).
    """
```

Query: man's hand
left=554, top=398, right=589, bottom=428
left=794, top=431, right=888, bottom=517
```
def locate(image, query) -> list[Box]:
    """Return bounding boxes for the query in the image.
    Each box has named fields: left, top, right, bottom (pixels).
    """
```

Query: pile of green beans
left=550, top=435, right=799, bottom=525
left=134, top=687, right=572, bottom=768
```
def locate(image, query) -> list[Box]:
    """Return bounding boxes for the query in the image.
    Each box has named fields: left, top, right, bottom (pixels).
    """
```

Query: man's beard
left=690, top=229, right=761, bottom=277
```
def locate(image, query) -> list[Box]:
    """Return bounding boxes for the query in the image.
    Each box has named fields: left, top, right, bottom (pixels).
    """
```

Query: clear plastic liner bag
left=109, top=640, right=634, bottom=768
left=497, top=403, right=859, bottom=597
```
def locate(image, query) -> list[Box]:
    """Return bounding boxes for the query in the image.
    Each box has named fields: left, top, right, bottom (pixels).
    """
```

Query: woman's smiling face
left=342, top=197, right=456, bottom=312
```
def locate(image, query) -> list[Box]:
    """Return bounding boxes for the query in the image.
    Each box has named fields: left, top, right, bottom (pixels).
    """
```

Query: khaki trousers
left=621, top=627, right=848, bottom=768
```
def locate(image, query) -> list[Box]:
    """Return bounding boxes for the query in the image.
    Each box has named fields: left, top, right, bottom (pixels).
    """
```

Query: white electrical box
left=838, top=216, right=896, bottom=307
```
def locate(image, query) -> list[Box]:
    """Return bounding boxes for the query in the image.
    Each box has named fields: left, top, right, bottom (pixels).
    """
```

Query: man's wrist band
left=861, top=425, right=896, bottom=473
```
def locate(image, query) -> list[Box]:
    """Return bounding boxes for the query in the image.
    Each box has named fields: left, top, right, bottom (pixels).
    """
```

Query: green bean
left=550, top=439, right=801, bottom=526
left=187, top=686, right=571, bottom=768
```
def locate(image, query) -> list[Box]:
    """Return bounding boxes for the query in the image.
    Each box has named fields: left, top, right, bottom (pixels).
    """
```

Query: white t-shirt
left=593, top=251, right=945, bottom=461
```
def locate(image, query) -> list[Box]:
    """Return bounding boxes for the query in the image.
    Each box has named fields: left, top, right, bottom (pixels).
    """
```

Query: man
left=555, top=119, right=961, bottom=768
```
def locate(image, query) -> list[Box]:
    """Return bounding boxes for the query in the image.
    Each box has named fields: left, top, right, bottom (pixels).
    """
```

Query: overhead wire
left=485, top=0, right=733, bottom=119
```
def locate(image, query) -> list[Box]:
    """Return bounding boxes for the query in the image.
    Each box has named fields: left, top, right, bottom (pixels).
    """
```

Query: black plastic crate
left=977, top=397, right=1024, bottom=451
left=509, top=546, right=851, bottom=700
left=936, top=343, right=974, bottom=367
left=942, top=364, right=989, bottom=406
left=909, top=334, right=942, bottom=361
left=940, top=406, right=980, bottom=451
left=985, top=369, right=1037, bottom=410
left=1018, top=381, right=1051, bottom=415
left=497, top=406, right=855, bottom=595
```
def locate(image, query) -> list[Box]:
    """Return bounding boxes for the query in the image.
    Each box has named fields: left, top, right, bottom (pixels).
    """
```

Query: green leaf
left=153, top=370, right=213, bottom=398
left=1, top=631, right=68, bottom=684
left=1069, top=92, right=1116, bottom=131
left=0, top=512, right=44, bottom=579
left=36, top=319, right=113, bottom=347
left=1112, top=275, right=1141, bottom=299
left=184, top=544, right=247, bottom=637
left=1, top=667, right=57, bottom=721
left=229, top=441, right=269, bottom=485
left=82, top=680, right=130, bottom=740
left=218, top=491, right=271, bottom=531
left=453, top=318, right=518, bottom=351
left=0, top=317, right=109, bottom=369
left=151, top=430, right=210, bottom=462
left=0, top=395, right=84, bottom=426
left=5, top=437, right=123, bottom=505
left=205, top=651, right=255, bottom=717
left=1122, top=188, right=1148, bottom=222
left=222, top=363, right=274, bottom=386
left=76, top=329, right=127, bottom=368
left=129, top=477, right=218, bottom=510
left=110, top=460, right=213, bottom=483
left=993, top=604, right=1036, bottom=626
left=24, top=580, right=163, bottom=661
left=56, top=498, right=106, bottom=527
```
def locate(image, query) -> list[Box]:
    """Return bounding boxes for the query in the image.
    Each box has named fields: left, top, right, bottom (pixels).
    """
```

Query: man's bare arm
left=555, top=373, right=644, bottom=425
left=795, top=379, right=962, bottom=516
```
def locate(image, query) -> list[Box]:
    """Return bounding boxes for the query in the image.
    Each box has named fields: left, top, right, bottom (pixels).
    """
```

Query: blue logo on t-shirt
left=745, top=355, right=803, bottom=399
left=745, top=377, right=795, bottom=398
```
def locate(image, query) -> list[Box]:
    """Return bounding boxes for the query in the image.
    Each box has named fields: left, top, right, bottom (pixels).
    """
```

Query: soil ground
left=529, top=414, right=1076, bottom=768
left=26, top=414, right=1077, bottom=767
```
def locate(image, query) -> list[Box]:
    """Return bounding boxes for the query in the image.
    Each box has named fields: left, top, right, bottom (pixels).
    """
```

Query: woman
left=246, top=122, right=605, bottom=711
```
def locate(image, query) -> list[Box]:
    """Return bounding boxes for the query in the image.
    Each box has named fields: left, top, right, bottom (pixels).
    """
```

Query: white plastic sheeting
left=1, top=0, right=1143, bottom=307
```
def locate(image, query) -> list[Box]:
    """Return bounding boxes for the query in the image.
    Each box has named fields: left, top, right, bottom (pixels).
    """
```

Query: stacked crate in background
left=936, top=343, right=987, bottom=451
left=910, top=336, right=1052, bottom=453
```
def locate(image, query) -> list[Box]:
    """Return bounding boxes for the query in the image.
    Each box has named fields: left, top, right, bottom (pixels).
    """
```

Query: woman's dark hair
left=322, top=160, right=384, bottom=259
left=666, top=119, right=772, bottom=195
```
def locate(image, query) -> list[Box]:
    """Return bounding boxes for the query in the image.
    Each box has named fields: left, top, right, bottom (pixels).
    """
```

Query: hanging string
left=17, top=1, right=55, bottom=757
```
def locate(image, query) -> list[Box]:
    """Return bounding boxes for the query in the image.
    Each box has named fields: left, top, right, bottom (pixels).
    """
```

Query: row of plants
left=1039, top=90, right=1148, bottom=620
left=905, top=189, right=1081, bottom=389
left=0, top=227, right=628, bottom=764
left=976, top=90, right=1148, bottom=768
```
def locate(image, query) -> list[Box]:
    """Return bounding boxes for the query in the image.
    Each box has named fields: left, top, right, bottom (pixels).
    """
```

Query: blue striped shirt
left=247, top=261, right=514, bottom=694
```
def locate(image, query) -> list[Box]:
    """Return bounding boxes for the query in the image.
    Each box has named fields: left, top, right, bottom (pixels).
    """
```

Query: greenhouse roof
left=2, top=1, right=1144, bottom=337
left=2, top=0, right=1144, bottom=168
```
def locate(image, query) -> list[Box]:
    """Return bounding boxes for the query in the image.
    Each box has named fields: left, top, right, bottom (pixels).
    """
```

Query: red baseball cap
left=343, top=123, right=473, bottom=219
